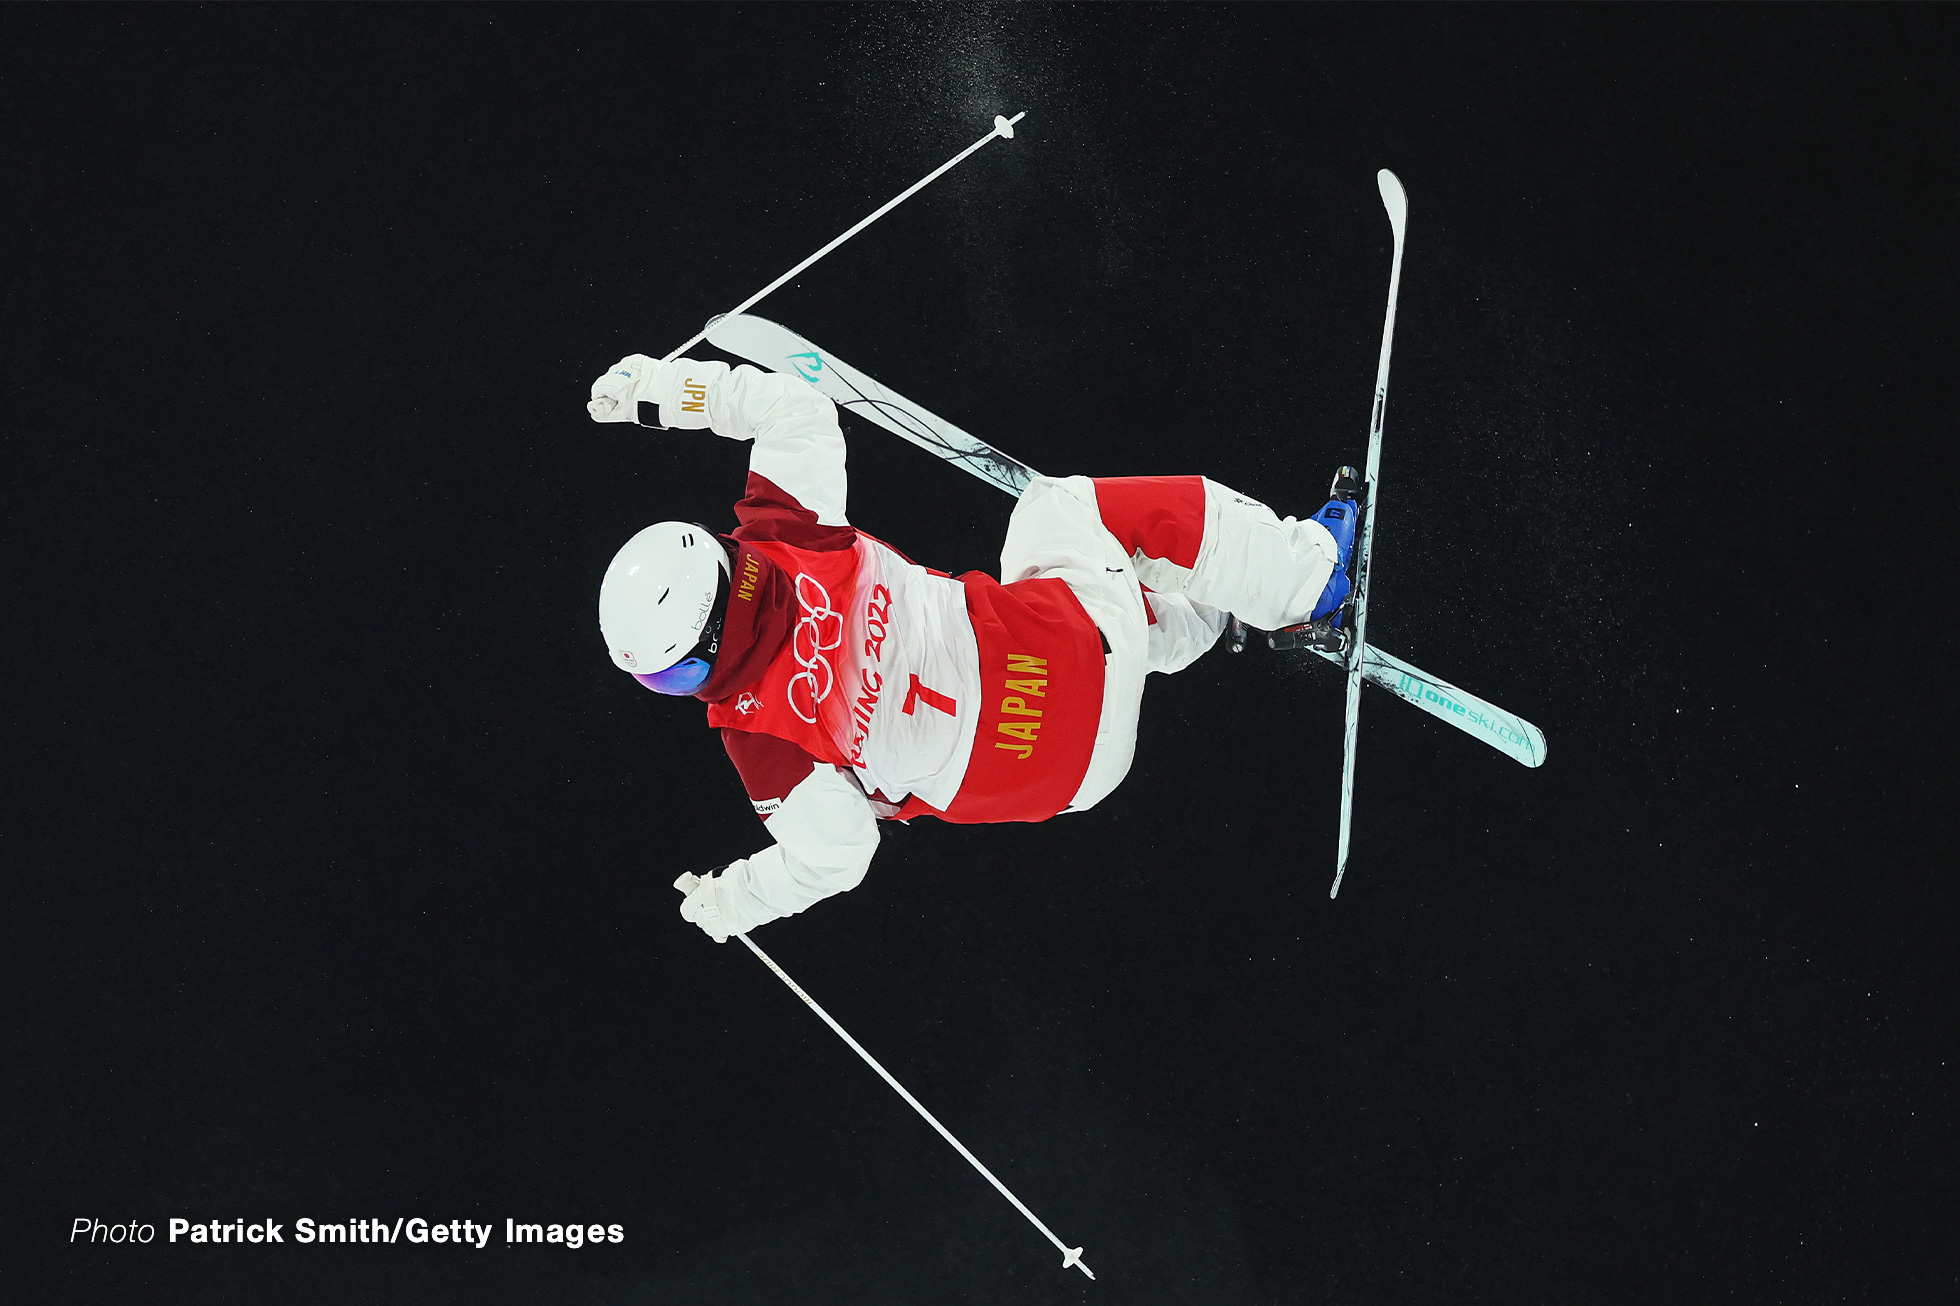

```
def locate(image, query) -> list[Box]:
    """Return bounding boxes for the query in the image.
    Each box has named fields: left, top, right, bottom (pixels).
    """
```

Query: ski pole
left=736, top=931, right=1094, bottom=1278
left=676, top=879, right=1092, bottom=1279
left=662, top=113, right=1026, bottom=364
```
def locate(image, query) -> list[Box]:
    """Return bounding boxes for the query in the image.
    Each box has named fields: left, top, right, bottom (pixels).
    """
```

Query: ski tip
left=1521, top=728, right=1549, bottom=768
left=1376, top=169, right=1407, bottom=233
left=704, top=311, right=801, bottom=350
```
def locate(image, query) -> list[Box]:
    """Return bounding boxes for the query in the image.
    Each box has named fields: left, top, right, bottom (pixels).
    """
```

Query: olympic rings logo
left=788, top=572, right=844, bottom=723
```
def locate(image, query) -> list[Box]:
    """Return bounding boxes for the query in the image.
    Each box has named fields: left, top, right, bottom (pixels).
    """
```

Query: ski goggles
left=631, top=568, right=729, bottom=697
left=635, top=657, right=712, bottom=696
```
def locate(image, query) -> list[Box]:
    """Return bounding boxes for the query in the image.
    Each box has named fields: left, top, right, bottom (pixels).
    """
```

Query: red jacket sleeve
left=721, top=727, right=820, bottom=820
left=731, top=472, right=856, bottom=552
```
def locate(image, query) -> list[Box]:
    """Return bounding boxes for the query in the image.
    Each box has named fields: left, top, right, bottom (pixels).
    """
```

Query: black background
left=6, top=5, right=1955, bottom=1303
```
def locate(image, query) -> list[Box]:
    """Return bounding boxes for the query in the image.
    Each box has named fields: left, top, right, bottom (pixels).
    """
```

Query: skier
left=588, top=355, right=1360, bottom=942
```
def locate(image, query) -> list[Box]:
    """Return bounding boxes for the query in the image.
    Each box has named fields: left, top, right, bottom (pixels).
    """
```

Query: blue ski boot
left=1267, top=468, right=1361, bottom=654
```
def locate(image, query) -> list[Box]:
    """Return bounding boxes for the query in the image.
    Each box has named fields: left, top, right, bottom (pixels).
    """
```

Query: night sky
left=8, top=5, right=1956, bottom=1303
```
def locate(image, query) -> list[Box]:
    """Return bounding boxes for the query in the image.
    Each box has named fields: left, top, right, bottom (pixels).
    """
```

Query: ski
left=1306, top=644, right=1545, bottom=768
left=1330, top=170, right=1407, bottom=898
left=704, top=313, right=1036, bottom=497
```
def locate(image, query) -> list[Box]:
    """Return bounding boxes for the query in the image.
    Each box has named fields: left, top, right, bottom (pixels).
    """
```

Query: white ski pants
left=998, top=474, right=1342, bottom=812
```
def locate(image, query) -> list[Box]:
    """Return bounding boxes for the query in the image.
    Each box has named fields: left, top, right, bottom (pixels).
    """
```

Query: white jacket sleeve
left=662, top=359, right=850, bottom=527
left=705, top=763, right=879, bottom=935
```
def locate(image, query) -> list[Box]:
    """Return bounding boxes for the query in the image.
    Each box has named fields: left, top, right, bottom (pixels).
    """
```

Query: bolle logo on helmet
left=788, top=573, right=843, bottom=724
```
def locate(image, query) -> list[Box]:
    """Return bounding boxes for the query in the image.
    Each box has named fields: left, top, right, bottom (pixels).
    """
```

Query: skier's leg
left=997, top=476, right=1152, bottom=813
left=1264, top=483, right=1362, bottom=651
left=1139, top=590, right=1229, bottom=675
left=1092, top=475, right=1345, bottom=630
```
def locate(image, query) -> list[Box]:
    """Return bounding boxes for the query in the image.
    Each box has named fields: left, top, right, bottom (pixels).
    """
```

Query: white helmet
left=599, top=523, right=732, bottom=686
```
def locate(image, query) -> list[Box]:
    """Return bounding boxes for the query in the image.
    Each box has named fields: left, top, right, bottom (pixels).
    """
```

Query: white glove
left=674, top=870, right=732, bottom=943
left=587, top=354, right=654, bottom=424
left=587, top=355, right=724, bottom=430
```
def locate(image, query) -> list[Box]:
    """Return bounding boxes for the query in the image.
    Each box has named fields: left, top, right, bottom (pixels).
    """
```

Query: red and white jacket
left=657, top=362, right=1106, bottom=935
